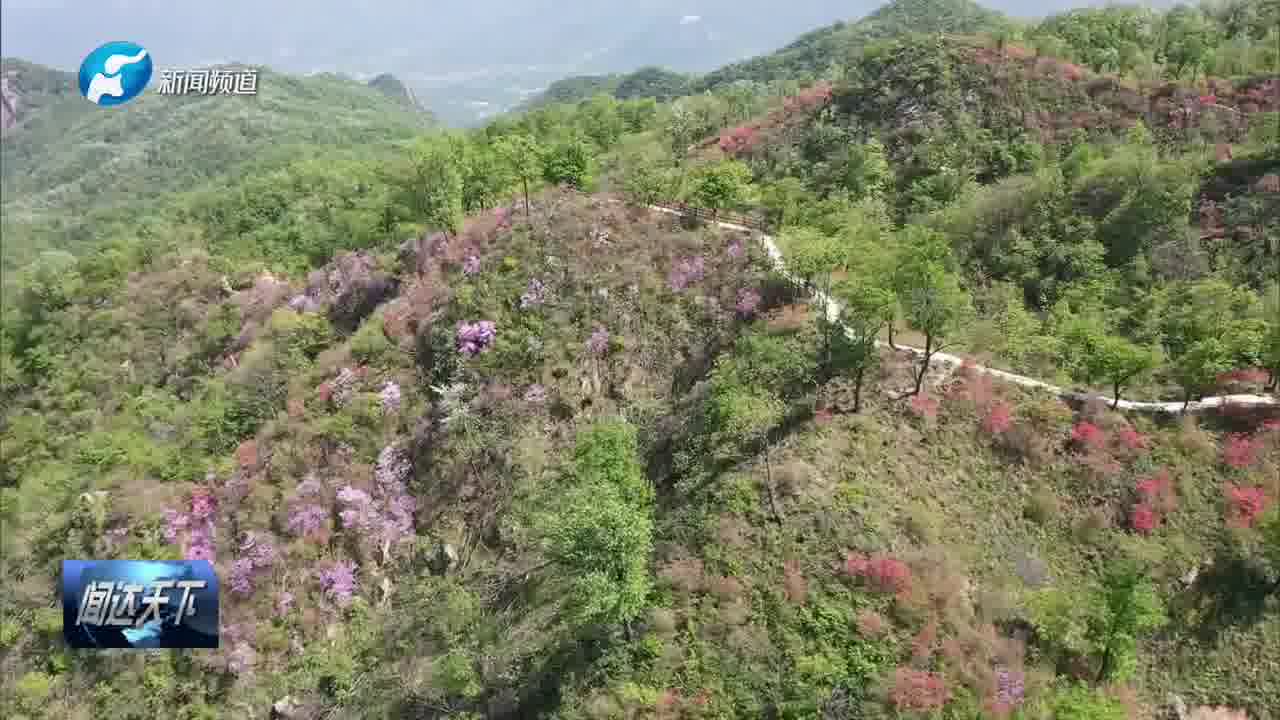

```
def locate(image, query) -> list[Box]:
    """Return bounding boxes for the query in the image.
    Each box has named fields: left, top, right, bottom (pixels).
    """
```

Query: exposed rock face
left=311, top=252, right=398, bottom=331
left=1, top=72, right=20, bottom=133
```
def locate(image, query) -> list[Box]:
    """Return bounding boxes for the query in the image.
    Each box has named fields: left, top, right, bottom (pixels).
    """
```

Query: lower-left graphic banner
left=62, top=560, right=219, bottom=648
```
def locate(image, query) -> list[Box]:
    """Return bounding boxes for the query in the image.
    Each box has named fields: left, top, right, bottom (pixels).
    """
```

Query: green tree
left=893, top=229, right=974, bottom=395
left=453, top=136, right=511, bottom=213
left=1089, top=562, right=1168, bottom=682
left=838, top=139, right=891, bottom=201
left=783, top=227, right=847, bottom=379
left=831, top=281, right=894, bottom=412
left=579, top=94, right=626, bottom=149
left=541, top=134, right=594, bottom=190
left=495, top=134, right=543, bottom=219
left=1160, top=5, right=1222, bottom=79
left=1029, top=560, right=1167, bottom=684
left=539, top=420, right=653, bottom=629
left=1086, top=335, right=1162, bottom=408
left=760, top=177, right=813, bottom=230
left=711, top=382, right=787, bottom=524
left=1172, top=337, right=1234, bottom=409
left=404, top=135, right=464, bottom=238
left=619, top=148, right=677, bottom=206
left=692, top=160, right=753, bottom=217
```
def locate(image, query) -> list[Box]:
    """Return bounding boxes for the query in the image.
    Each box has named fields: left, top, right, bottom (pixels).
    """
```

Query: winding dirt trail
left=640, top=202, right=1277, bottom=415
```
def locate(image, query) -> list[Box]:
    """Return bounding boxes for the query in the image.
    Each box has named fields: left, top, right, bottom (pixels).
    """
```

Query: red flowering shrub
left=909, top=393, right=940, bottom=422
left=846, top=552, right=913, bottom=597
left=718, top=125, right=760, bottom=155
left=1224, top=484, right=1269, bottom=528
left=781, top=82, right=833, bottom=114
left=1136, top=469, right=1177, bottom=513
left=983, top=402, right=1014, bottom=435
left=1131, top=503, right=1159, bottom=534
left=1071, top=422, right=1107, bottom=450
left=1222, top=433, right=1262, bottom=470
left=888, top=667, right=950, bottom=712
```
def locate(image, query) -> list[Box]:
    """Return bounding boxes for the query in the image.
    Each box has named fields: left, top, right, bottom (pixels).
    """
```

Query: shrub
left=1130, top=503, right=1159, bottom=534
left=350, top=316, right=394, bottom=365
left=1224, top=484, right=1269, bottom=528
left=845, top=552, right=913, bottom=597
left=983, top=401, right=1014, bottom=435
left=887, top=667, right=949, bottom=712
left=908, top=393, right=940, bottom=422
left=1222, top=433, right=1262, bottom=470
left=1071, top=422, right=1107, bottom=450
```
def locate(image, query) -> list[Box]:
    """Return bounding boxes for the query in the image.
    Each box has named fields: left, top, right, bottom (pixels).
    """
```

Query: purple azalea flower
left=586, top=327, right=610, bottom=357
left=320, top=561, right=359, bottom=607
left=456, top=321, right=497, bottom=357
left=736, top=289, right=762, bottom=317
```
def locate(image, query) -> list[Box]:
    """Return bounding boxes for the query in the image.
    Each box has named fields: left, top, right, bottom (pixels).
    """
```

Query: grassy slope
left=554, top=326, right=1280, bottom=718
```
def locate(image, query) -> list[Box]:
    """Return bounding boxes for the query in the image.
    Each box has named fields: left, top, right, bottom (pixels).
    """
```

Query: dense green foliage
left=3, top=2, right=1280, bottom=719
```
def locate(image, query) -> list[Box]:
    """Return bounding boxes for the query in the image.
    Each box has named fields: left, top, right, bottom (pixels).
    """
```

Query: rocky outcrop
left=296, top=251, right=399, bottom=331
left=1, top=72, right=21, bottom=133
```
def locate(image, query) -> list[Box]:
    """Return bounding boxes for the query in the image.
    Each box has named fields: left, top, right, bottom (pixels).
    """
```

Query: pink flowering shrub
left=1222, top=433, right=1262, bottom=470
left=736, top=289, right=762, bottom=318
left=1224, top=484, right=1269, bottom=528
left=983, top=401, right=1013, bottom=435
left=520, top=278, right=546, bottom=309
left=718, top=124, right=760, bottom=155
left=990, top=668, right=1025, bottom=715
left=888, top=667, right=950, bottom=712
left=163, top=489, right=219, bottom=562
left=286, top=474, right=329, bottom=538
left=524, top=384, right=547, bottom=405
left=456, top=320, right=497, bottom=356
left=781, top=83, right=833, bottom=114
left=585, top=327, right=611, bottom=357
left=228, top=532, right=277, bottom=595
left=380, top=381, right=402, bottom=414
left=319, top=560, right=359, bottom=608
left=669, top=256, right=706, bottom=292
left=334, top=444, right=417, bottom=559
left=908, top=393, right=940, bottom=422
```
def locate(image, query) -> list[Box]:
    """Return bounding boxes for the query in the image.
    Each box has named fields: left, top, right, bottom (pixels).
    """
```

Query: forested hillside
left=0, top=63, right=435, bottom=274
left=2, top=2, right=1280, bottom=720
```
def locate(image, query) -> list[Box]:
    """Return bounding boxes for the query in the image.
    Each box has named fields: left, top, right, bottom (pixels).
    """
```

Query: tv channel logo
left=78, top=41, right=154, bottom=106
left=62, top=560, right=219, bottom=648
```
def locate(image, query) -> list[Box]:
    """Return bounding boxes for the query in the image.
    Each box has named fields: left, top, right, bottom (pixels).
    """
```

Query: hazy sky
left=1, top=1, right=1166, bottom=123
left=1, top=0, right=1149, bottom=72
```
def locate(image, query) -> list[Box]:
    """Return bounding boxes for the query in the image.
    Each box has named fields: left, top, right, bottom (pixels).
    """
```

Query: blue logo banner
left=62, top=560, right=219, bottom=649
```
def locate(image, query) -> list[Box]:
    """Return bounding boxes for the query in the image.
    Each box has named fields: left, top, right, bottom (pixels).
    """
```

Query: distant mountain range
left=0, top=0, right=1168, bottom=125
